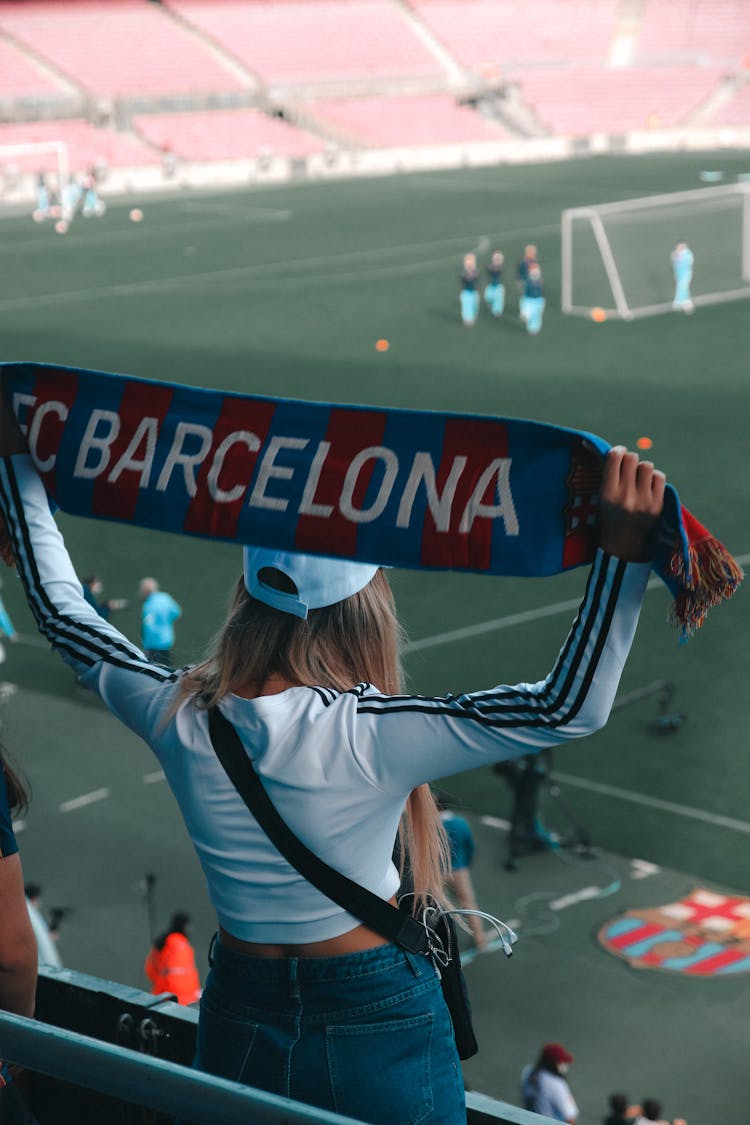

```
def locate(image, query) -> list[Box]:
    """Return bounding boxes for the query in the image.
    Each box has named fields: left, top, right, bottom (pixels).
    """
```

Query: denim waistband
left=209, top=933, right=430, bottom=983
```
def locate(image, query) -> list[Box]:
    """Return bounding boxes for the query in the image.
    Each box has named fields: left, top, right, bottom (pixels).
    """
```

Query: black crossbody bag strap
left=207, top=706, right=429, bottom=956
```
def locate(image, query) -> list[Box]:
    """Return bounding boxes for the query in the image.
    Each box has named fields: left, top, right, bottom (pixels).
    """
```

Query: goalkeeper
left=671, top=241, right=694, bottom=314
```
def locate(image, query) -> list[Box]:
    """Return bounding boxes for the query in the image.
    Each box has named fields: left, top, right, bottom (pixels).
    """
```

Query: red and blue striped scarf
left=1, top=362, right=741, bottom=638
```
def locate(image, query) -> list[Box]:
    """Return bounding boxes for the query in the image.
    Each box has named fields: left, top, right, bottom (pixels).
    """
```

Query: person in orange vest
left=144, top=911, right=201, bottom=1005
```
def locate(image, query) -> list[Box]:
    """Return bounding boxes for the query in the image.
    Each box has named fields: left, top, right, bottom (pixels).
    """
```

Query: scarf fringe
left=668, top=536, right=744, bottom=639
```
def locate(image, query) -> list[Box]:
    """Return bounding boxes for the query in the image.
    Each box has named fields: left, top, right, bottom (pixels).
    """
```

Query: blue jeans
left=194, top=936, right=466, bottom=1124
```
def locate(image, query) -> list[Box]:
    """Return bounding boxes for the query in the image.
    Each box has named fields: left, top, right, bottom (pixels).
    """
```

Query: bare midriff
left=219, top=898, right=398, bottom=959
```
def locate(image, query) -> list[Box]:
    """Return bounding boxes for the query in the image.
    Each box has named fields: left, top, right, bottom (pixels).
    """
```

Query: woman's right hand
left=598, top=445, right=666, bottom=563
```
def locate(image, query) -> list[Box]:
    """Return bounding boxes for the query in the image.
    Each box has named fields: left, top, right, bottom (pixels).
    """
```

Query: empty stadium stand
left=635, top=0, right=750, bottom=64
left=308, top=92, right=509, bottom=146
left=512, top=65, right=725, bottom=137
left=0, top=118, right=157, bottom=173
left=410, top=0, right=619, bottom=72
left=0, top=37, right=71, bottom=103
left=0, top=2, right=747, bottom=216
left=133, top=107, right=326, bottom=161
left=706, top=80, right=750, bottom=126
left=0, top=0, right=253, bottom=99
left=169, top=0, right=447, bottom=86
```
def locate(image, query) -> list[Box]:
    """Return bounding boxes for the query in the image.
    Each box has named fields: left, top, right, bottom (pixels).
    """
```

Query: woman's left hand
left=598, top=445, right=666, bottom=562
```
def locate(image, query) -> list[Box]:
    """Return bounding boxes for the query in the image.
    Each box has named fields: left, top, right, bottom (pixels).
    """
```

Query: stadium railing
left=0, top=966, right=556, bottom=1125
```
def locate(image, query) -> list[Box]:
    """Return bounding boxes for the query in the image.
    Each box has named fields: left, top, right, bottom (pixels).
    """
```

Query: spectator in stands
left=483, top=250, right=505, bottom=317
left=633, top=1098, right=686, bottom=1125
left=433, top=791, right=487, bottom=951
left=0, top=391, right=666, bottom=1125
left=522, top=1042, right=578, bottom=1122
left=670, top=241, right=694, bottom=314
left=82, top=575, right=128, bottom=622
left=604, top=1092, right=634, bottom=1124
left=145, top=911, right=201, bottom=1006
left=0, top=746, right=37, bottom=1124
left=460, top=251, right=480, bottom=325
left=139, top=577, right=181, bottom=666
left=520, top=262, right=546, bottom=336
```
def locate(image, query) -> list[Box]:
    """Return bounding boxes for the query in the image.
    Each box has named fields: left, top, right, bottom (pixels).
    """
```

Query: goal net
left=561, top=182, right=750, bottom=320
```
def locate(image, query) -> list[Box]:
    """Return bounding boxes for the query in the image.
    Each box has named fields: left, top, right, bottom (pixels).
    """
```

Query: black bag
left=398, top=898, right=477, bottom=1059
left=207, top=707, right=478, bottom=1059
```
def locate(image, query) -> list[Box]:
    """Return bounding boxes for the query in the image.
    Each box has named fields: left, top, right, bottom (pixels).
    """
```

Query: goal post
left=0, top=141, right=69, bottom=194
left=561, top=182, right=750, bottom=320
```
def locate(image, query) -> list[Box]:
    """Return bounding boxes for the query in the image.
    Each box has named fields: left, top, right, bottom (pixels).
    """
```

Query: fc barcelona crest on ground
left=598, top=888, right=750, bottom=977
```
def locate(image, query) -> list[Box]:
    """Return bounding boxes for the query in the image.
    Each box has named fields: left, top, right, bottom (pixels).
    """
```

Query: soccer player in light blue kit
left=139, top=577, right=181, bottom=666
left=459, top=252, right=480, bottom=325
left=520, top=262, right=546, bottom=336
left=0, top=576, right=18, bottom=665
left=483, top=250, right=505, bottom=317
left=671, top=241, right=694, bottom=314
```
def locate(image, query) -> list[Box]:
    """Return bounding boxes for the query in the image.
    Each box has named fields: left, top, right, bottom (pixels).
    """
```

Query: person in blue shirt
left=434, top=792, right=487, bottom=951
left=483, top=250, right=505, bottom=318
left=0, top=580, right=17, bottom=643
left=459, top=252, right=480, bottom=326
left=520, top=262, right=546, bottom=336
left=139, top=577, right=181, bottom=666
left=34, top=171, right=50, bottom=222
left=671, top=241, right=694, bottom=314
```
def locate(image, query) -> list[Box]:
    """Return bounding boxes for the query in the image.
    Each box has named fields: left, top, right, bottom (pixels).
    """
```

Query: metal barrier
left=0, top=1009, right=365, bottom=1125
left=0, top=967, right=554, bottom=1125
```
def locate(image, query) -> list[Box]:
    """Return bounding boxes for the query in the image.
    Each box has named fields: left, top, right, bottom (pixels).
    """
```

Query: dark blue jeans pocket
left=326, top=1011, right=434, bottom=1125
left=195, top=994, right=260, bottom=1085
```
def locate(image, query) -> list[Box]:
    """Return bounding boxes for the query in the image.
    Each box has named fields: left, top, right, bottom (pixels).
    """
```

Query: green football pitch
left=1, top=150, right=748, bottom=1124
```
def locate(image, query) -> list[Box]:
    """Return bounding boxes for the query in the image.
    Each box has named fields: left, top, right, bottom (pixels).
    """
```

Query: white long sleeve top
left=0, top=454, right=649, bottom=943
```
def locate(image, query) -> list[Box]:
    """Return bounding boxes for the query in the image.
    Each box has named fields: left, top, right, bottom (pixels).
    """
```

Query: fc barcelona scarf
left=0, top=362, right=742, bottom=638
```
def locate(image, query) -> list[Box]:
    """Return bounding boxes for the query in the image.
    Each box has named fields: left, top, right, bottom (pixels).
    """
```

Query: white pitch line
left=143, top=770, right=166, bottom=784
left=180, top=202, right=291, bottom=220
left=481, top=815, right=511, bottom=832
left=552, top=772, right=750, bottom=835
left=549, top=886, right=602, bottom=910
left=405, top=552, right=749, bottom=656
left=404, top=596, right=584, bottom=654
left=59, top=788, right=110, bottom=813
left=11, top=819, right=26, bottom=834
left=0, top=211, right=287, bottom=256
left=0, top=229, right=489, bottom=312
left=0, top=218, right=560, bottom=312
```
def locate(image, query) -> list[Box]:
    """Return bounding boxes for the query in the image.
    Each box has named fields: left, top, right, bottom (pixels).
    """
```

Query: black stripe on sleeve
left=354, top=553, right=625, bottom=730
left=0, top=460, right=176, bottom=685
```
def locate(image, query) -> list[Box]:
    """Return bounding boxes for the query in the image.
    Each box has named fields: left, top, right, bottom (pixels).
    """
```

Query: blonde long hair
left=179, top=569, right=449, bottom=912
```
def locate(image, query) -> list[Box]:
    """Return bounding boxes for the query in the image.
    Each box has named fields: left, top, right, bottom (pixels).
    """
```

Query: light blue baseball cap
left=243, top=546, right=379, bottom=620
